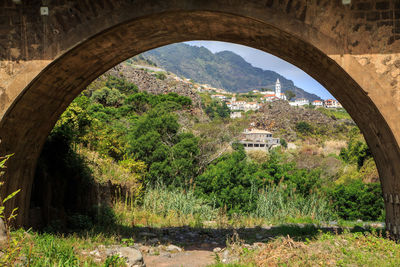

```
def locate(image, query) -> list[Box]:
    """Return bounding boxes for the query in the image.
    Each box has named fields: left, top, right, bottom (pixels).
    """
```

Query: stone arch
left=1, top=2, right=400, bottom=236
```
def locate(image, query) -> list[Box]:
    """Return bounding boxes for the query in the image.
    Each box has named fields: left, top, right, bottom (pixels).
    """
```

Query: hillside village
left=148, top=62, right=344, bottom=114
left=209, top=79, right=342, bottom=114
left=172, top=68, right=344, bottom=121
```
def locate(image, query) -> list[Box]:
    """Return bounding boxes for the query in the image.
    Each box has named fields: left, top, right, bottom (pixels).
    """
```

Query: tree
left=284, top=90, right=296, bottom=101
left=295, top=121, right=312, bottom=134
left=204, top=101, right=230, bottom=120
left=195, top=148, right=263, bottom=214
left=105, top=75, right=138, bottom=94
left=155, top=72, right=166, bottom=80
left=280, top=138, right=287, bottom=148
left=91, top=87, right=125, bottom=107
left=329, top=179, right=384, bottom=221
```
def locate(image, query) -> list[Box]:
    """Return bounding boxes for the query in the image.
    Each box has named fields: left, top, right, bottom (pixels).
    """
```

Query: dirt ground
left=144, top=249, right=215, bottom=267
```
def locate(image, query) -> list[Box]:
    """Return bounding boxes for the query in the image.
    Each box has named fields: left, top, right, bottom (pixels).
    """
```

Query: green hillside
left=138, top=43, right=322, bottom=101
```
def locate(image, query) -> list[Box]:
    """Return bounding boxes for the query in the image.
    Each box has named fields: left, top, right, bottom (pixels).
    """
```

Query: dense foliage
left=53, top=76, right=198, bottom=189
left=38, top=73, right=384, bottom=226
left=340, top=129, right=372, bottom=168
left=204, top=101, right=230, bottom=119
left=329, top=180, right=384, bottom=221
left=196, top=146, right=323, bottom=215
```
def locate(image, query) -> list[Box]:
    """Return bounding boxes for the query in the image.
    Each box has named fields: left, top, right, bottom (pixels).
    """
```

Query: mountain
left=137, top=43, right=321, bottom=101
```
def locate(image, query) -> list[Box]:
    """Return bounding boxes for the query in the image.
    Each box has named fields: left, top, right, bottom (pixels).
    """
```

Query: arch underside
left=1, top=10, right=399, bottom=231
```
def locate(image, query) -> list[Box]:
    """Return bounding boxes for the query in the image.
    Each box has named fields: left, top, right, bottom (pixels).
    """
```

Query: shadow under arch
left=0, top=10, right=398, bottom=233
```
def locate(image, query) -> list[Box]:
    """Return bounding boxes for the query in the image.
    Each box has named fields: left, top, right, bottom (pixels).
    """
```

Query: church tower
left=275, top=78, right=281, bottom=99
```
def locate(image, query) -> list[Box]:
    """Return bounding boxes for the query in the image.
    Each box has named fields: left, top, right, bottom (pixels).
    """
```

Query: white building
left=324, top=99, right=342, bottom=108
left=312, top=100, right=323, bottom=107
left=227, top=100, right=260, bottom=111
left=262, top=79, right=287, bottom=102
left=239, top=128, right=280, bottom=151
left=263, top=93, right=278, bottom=102
left=227, top=100, right=247, bottom=110
left=230, top=112, right=242, bottom=119
left=275, top=78, right=281, bottom=98
left=260, top=90, right=275, bottom=95
left=289, top=98, right=310, bottom=107
left=244, top=102, right=261, bottom=111
left=275, top=79, right=287, bottom=101
left=211, top=94, right=227, bottom=101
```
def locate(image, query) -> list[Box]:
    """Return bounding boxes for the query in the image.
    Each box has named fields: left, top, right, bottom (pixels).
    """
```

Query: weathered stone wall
left=2, top=1, right=400, bottom=61
left=1, top=0, right=400, bottom=238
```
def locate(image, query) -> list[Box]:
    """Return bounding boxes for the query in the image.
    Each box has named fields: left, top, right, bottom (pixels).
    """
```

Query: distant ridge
left=137, top=43, right=322, bottom=101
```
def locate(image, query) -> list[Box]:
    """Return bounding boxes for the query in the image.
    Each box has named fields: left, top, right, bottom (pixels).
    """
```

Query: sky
left=185, top=41, right=334, bottom=100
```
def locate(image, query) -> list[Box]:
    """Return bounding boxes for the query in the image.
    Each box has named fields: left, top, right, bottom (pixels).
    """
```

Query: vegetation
left=204, top=101, right=230, bottom=120
left=317, top=107, right=352, bottom=120
left=35, top=73, right=384, bottom=225
left=329, top=180, right=383, bottom=221
left=284, top=90, right=296, bottom=101
left=218, top=230, right=400, bottom=266
left=16, top=64, right=388, bottom=265
left=142, top=187, right=218, bottom=222
left=254, top=184, right=335, bottom=223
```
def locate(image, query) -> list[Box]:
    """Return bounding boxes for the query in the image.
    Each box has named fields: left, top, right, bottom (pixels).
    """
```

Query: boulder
left=0, top=218, right=7, bottom=244
left=117, top=247, right=145, bottom=267
left=165, top=244, right=182, bottom=253
left=106, top=246, right=145, bottom=267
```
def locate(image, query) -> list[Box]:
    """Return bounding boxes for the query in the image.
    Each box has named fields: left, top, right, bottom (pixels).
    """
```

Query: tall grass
left=142, top=187, right=218, bottom=221
left=22, top=233, right=80, bottom=266
left=253, top=184, right=335, bottom=223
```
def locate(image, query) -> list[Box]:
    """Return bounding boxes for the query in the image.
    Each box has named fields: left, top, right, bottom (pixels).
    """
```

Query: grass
left=217, top=230, right=400, bottom=266
left=253, top=184, right=336, bottom=223
left=4, top=221, right=393, bottom=266
left=113, top=186, right=219, bottom=228
left=111, top=185, right=339, bottom=229
left=142, top=187, right=218, bottom=221
left=317, top=107, right=352, bottom=120
left=8, top=230, right=122, bottom=266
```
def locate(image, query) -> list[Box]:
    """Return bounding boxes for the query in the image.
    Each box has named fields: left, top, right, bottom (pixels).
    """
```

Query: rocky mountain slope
left=250, top=101, right=355, bottom=141
left=105, top=64, right=202, bottom=108
left=137, top=43, right=322, bottom=101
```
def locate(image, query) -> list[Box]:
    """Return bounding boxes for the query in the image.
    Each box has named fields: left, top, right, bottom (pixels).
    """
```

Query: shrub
left=91, top=205, right=117, bottom=228
left=329, top=179, right=384, bottom=221
left=104, top=254, right=126, bottom=266
left=105, top=75, right=138, bottom=94
left=91, top=87, right=125, bottom=107
left=67, top=214, right=93, bottom=231
left=280, top=138, right=288, bottom=148
left=196, top=148, right=266, bottom=214
left=339, top=139, right=371, bottom=168
left=295, top=121, right=312, bottom=134
left=154, top=72, right=167, bottom=80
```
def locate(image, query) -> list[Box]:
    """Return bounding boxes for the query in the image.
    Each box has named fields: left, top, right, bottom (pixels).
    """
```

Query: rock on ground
left=0, top=219, right=7, bottom=244
left=107, top=246, right=145, bottom=267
